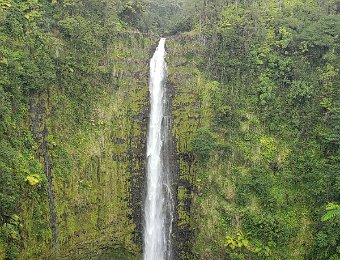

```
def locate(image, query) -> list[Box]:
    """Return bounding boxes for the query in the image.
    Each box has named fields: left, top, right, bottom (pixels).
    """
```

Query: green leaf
left=321, top=203, right=340, bottom=221
left=326, top=203, right=340, bottom=211
left=25, top=174, right=41, bottom=186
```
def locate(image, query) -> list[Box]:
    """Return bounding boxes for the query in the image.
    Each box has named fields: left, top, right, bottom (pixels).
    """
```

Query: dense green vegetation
left=167, top=0, right=340, bottom=259
left=0, top=0, right=339, bottom=259
left=0, top=0, right=152, bottom=259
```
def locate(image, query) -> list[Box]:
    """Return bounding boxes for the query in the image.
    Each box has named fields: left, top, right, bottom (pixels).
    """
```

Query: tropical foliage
left=0, top=0, right=339, bottom=259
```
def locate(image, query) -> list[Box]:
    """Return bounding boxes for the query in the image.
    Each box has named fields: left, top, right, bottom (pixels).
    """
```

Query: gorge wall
left=1, top=1, right=339, bottom=259
left=0, top=30, right=205, bottom=259
left=1, top=33, right=157, bottom=259
left=1, top=28, right=339, bottom=260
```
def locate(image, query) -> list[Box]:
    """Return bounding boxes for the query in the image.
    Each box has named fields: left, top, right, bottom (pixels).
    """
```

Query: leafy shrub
left=242, top=212, right=293, bottom=245
left=191, top=128, right=215, bottom=164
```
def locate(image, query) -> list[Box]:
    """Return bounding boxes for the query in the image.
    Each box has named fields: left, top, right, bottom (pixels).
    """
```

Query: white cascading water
left=144, top=38, right=172, bottom=260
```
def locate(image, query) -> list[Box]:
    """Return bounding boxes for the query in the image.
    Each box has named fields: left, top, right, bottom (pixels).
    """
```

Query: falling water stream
left=144, top=38, right=173, bottom=260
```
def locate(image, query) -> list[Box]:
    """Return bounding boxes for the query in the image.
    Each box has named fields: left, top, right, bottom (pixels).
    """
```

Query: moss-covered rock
left=17, top=33, right=156, bottom=259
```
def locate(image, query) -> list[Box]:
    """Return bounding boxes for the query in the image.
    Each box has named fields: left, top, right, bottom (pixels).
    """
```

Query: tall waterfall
left=144, top=38, right=173, bottom=260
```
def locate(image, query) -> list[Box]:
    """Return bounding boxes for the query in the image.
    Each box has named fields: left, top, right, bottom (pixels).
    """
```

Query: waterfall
left=144, top=38, right=173, bottom=260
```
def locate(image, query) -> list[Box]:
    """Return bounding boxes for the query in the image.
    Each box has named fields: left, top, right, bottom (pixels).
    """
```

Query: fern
left=321, top=203, right=340, bottom=221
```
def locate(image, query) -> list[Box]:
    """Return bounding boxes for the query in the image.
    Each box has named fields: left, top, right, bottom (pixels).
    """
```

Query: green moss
left=14, top=33, right=154, bottom=259
left=166, top=36, right=208, bottom=258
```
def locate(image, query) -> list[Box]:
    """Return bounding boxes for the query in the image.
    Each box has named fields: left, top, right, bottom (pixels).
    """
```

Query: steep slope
left=26, top=34, right=156, bottom=259
left=0, top=0, right=161, bottom=258
left=1, top=0, right=339, bottom=259
left=166, top=1, right=340, bottom=259
left=0, top=1, right=157, bottom=257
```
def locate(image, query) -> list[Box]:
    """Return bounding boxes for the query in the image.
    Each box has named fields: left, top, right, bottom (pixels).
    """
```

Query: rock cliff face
left=167, top=36, right=205, bottom=259
left=1, top=2, right=337, bottom=258
left=20, top=33, right=157, bottom=259
left=8, top=33, right=204, bottom=259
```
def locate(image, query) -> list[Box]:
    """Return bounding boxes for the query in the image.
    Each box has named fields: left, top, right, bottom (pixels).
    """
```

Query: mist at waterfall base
left=143, top=38, right=173, bottom=260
